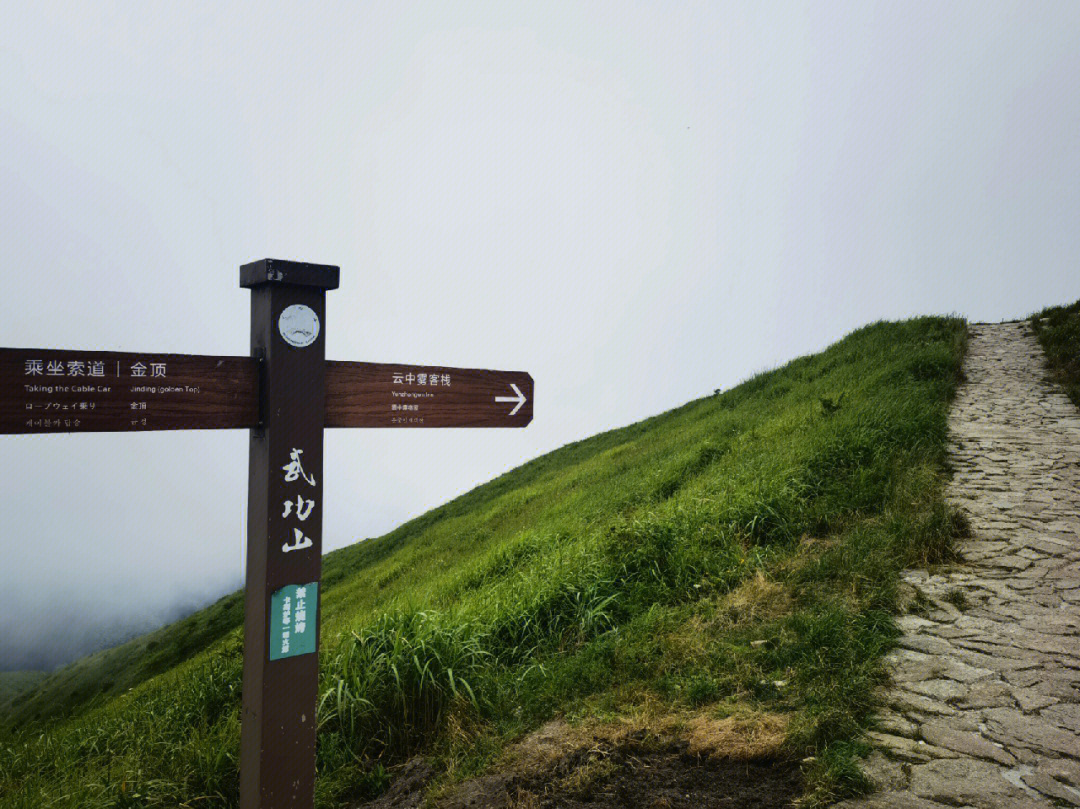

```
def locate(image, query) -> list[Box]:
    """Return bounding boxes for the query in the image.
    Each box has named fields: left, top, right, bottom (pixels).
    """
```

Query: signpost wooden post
left=0, top=258, right=533, bottom=809
left=239, top=259, right=337, bottom=807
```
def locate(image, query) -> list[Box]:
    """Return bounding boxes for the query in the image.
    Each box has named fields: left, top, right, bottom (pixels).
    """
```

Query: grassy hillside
left=0, top=673, right=45, bottom=711
left=0, top=316, right=968, bottom=808
left=0, top=593, right=243, bottom=728
left=1031, top=298, right=1080, bottom=407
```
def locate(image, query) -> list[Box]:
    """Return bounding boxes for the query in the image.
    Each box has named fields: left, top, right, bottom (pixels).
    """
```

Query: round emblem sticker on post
left=278, top=304, right=320, bottom=348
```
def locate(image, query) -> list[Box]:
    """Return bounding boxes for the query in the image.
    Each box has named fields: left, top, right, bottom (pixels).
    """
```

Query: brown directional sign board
left=325, top=361, right=533, bottom=427
left=0, top=348, right=257, bottom=433
left=3, top=257, right=533, bottom=809
left=0, top=351, right=531, bottom=433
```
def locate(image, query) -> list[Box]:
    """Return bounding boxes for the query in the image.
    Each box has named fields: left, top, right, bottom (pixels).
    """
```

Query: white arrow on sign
left=494, top=383, right=527, bottom=416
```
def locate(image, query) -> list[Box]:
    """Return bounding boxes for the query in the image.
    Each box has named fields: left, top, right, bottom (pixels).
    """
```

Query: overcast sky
left=2, top=2, right=1078, bottom=671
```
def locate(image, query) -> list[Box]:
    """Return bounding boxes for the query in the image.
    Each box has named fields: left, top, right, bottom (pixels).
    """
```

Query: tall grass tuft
left=320, top=611, right=492, bottom=757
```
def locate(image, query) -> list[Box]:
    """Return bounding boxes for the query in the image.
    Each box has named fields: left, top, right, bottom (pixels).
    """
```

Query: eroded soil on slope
left=359, top=715, right=804, bottom=809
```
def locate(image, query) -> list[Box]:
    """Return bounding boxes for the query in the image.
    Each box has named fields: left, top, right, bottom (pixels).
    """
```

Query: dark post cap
left=240, top=259, right=340, bottom=290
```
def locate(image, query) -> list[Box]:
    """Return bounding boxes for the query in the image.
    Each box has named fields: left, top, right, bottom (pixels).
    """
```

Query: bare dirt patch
left=358, top=714, right=803, bottom=809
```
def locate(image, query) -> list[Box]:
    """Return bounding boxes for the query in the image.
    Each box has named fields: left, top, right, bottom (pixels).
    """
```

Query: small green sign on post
left=269, top=583, right=319, bottom=661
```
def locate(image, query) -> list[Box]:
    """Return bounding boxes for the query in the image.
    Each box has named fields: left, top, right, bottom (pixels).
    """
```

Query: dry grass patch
left=648, top=613, right=714, bottom=667
left=718, top=571, right=794, bottom=626
left=682, top=712, right=789, bottom=760
left=438, top=710, right=794, bottom=809
left=502, top=708, right=789, bottom=775
left=505, top=719, right=589, bottom=774
left=776, top=535, right=837, bottom=572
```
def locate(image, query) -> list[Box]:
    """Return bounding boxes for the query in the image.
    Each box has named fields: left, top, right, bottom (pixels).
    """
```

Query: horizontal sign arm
left=325, top=361, right=533, bottom=428
left=0, top=348, right=257, bottom=433
left=1, top=349, right=532, bottom=433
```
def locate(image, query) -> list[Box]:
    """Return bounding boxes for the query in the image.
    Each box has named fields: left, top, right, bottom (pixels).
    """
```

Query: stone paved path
left=835, top=321, right=1080, bottom=809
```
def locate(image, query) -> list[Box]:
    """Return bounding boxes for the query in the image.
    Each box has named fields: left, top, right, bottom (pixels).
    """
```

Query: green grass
left=1031, top=298, right=1080, bottom=407
left=0, top=593, right=244, bottom=729
left=943, top=588, right=970, bottom=611
left=0, top=316, right=968, bottom=808
left=0, top=673, right=46, bottom=712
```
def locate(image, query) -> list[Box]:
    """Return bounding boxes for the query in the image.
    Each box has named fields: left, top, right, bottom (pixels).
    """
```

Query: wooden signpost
left=0, top=258, right=533, bottom=808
